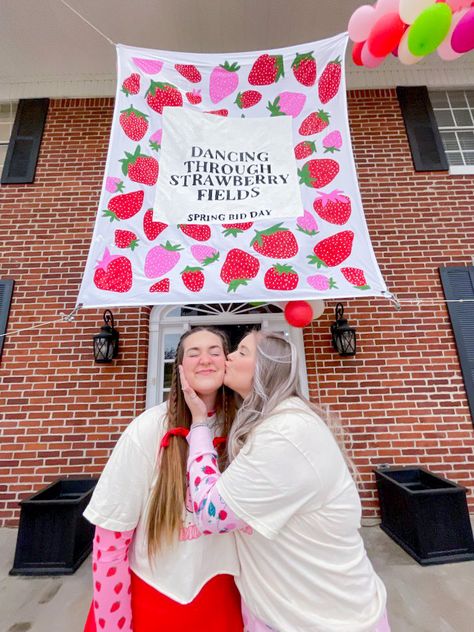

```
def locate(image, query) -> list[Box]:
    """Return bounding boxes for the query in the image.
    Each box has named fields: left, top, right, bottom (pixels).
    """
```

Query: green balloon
left=408, top=4, right=452, bottom=57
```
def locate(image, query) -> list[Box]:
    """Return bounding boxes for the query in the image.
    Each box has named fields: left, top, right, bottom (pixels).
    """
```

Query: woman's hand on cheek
left=178, top=365, right=208, bottom=422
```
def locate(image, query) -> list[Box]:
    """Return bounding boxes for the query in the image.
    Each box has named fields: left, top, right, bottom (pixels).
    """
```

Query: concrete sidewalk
left=1, top=523, right=474, bottom=632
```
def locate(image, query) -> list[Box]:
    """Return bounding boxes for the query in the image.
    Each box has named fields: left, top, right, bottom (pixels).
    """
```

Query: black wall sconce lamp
left=331, top=303, right=356, bottom=357
left=93, top=310, right=119, bottom=363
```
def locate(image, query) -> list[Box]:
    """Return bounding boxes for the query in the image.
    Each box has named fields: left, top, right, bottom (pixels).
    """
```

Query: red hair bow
left=160, top=427, right=189, bottom=448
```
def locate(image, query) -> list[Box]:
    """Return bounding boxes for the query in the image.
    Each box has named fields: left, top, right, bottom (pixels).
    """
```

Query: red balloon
left=284, top=301, right=313, bottom=328
left=352, top=41, right=365, bottom=66
left=368, top=12, right=407, bottom=58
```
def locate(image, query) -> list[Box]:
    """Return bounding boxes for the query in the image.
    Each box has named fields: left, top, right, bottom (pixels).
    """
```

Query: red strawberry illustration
left=114, top=229, right=139, bottom=251
left=220, top=249, right=260, bottom=292
left=319, top=57, right=342, bottom=104
left=298, top=159, right=339, bottom=188
left=291, top=52, right=316, bottom=86
left=209, top=62, right=240, bottom=104
left=186, top=89, right=202, bottom=104
left=294, top=140, right=316, bottom=160
left=248, top=54, right=284, bottom=85
left=145, top=81, right=183, bottom=114
left=250, top=223, right=298, bottom=259
left=94, top=248, right=132, bottom=293
left=181, top=266, right=205, bottom=292
left=222, top=222, right=254, bottom=237
left=120, top=145, right=159, bottom=186
left=175, top=64, right=202, bottom=83
left=143, top=209, right=167, bottom=240
left=204, top=109, right=229, bottom=117
left=313, top=190, right=352, bottom=225
left=308, top=231, right=354, bottom=268
left=102, top=190, right=144, bottom=222
left=119, top=106, right=149, bottom=141
left=149, top=278, right=170, bottom=292
left=235, top=90, right=262, bottom=109
left=264, top=264, right=299, bottom=290
left=121, top=73, right=140, bottom=96
left=145, top=241, right=183, bottom=278
left=178, top=224, right=211, bottom=241
left=341, top=267, right=370, bottom=290
left=299, top=110, right=331, bottom=136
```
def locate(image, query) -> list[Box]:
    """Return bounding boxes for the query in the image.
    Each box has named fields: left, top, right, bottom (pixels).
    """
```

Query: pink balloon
left=445, top=1, right=472, bottom=11
left=438, top=8, right=468, bottom=59
left=451, top=7, right=474, bottom=52
left=348, top=5, right=377, bottom=42
left=375, top=0, right=403, bottom=15
left=368, top=12, right=407, bottom=57
left=361, top=41, right=386, bottom=67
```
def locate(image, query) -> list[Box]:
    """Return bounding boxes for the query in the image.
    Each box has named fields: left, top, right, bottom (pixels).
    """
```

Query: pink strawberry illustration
left=114, top=229, right=139, bottom=251
left=149, top=129, right=162, bottom=151
left=102, top=190, right=144, bottom=222
left=341, top=267, right=370, bottom=290
left=221, top=222, right=254, bottom=237
left=323, top=131, right=342, bottom=153
left=191, top=245, right=220, bottom=266
left=296, top=211, right=318, bottom=236
left=178, top=224, right=211, bottom=241
left=267, top=92, right=306, bottom=117
left=250, top=223, right=298, bottom=258
left=204, top=109, right=229, bottom=116
left=291, top=52, right=316, bottom=86
left=94, top=248, right=133, bottom=293
left=175, top=64, right=202, bottom=83
left=144, top=241, right=183, bottom=278
left=235, top=90, right=262, bottom=109
left=298, top=159, right=339, bottom=188
left=186, top=89, right=202, bottom=104
left=264, top=264, right=299, bottom=291
left=121, top=73, right=140, bottom=96
left=307, top=274, right=337, bottom=291
left=120, top=146, right=159, bottom=186
left=146, top=81, right=183, bottom=114
left=308, top=231, right=354, bottom=268
left=294, top=140, right=316, bottom=160
left=119, top=106, right=149, bottom=141
left=132, top=58, right=163, bottom=74
left=248, top=54, right=284, bottom=85
left=318, top=57, right=342, bottom=104
left=299, top=110, right=331, bottom=135
left=143, top=209, right=167, bottom=240
left=149, top=279, right=170, bottom=292
left=181, top=266, right=205, bottom=292
left=209, top=62, right=240, bottom=104
left=313, top=190, right=351, bottom=225
left=105, top=177, right=124, bottom=193
left=220, top=249, right=260, bottom=293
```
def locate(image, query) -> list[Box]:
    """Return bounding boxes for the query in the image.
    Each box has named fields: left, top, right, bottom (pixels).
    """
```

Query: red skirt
left=84, top=572, right=243, bottom=632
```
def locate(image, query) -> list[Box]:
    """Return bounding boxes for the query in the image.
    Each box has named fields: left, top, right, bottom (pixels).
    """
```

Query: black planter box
left=374, top=467, right=474, bottom=566
left=10, top=478, right=97, bottom=576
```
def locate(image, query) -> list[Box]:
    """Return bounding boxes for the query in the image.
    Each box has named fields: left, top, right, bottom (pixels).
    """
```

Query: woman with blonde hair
left=83, top=327, right=243, bottom=632
left=181, top=330, right=390, bottom=632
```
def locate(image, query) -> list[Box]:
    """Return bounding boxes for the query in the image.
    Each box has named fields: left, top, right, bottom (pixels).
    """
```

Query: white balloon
left=399, top=0, right=436, bottom=25
left=398, top=27, right=425, bottom=64
left=308, top=300, right=326, bottom=320
left=376, top=0, right=402, bottom=17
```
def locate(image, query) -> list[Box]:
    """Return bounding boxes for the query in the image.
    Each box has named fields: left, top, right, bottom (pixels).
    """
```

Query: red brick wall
left=0, top=91, right=473, bottom=526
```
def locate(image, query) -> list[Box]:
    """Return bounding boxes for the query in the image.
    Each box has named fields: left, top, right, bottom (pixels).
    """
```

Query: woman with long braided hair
left=83, top=327, right=242, bottom=632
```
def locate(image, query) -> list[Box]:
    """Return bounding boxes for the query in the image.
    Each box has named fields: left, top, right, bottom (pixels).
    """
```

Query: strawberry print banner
left=77, top=33, right=389, bottom=307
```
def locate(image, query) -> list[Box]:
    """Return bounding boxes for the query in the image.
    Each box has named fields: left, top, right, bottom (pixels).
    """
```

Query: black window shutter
left=0, top=280, right=14, bottom=361
left=397, top=86, right=448, bottom=172
left=439, top=267, right=474, bottom=426
left=1, top=98, right=49, bottom=184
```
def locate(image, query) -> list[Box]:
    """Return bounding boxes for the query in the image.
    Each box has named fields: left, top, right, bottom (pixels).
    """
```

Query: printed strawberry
left=248, top=54, right=284, bottom=85
left=209, top=62, right=240, bottom=104
left=186, top=89, right=202, bottom=104
left=307, top=231, right=354, bottom=268
left=313, top=190, right=352, bottom=225
left=191, top=245, right=220, bottom=266
left=149, top=278, right=170, bottom=293
left=178, top=224, right=211, bottom=241
left=114, top=229, right=139, bottom=251
left=298, top=159, right=339, bottom=188
left=181, top=266, right=205, bottom=292
left=235, top=90, right=262, bottom=109
left=149, top=129, right=162, bottom=151
left=146, top=81, right=183, bottom=114
left=222, top=222, right=254, bottom=237
left=175, top=64, right=202, bottom=83
left=291, top=52, right=316, bottom=86
left=102, top=190, right=144, bottom=222
left=105, top=177, right=124, bottom=193
left=264, top=264, right=299, bottom=291
left=341, top=267, right=370, bottom=290
left=204, top=109, right=229, bottom=116
left=307, top=274, right=338, bottom=291
left=299, top=110, right=331, bottom=135
left=144, top=241, right=183, bottom=278
left=120, top=145, right=159, bottom=186
left=250, top=223, right=298, bottom=259
left=143, top=209, right=167, bottom=240
left=296, top=211, right=318, bottom=236
left=94, top=248, right=132, bottom=293
left=132, top=58, right=163, bottom=74
left=119, top=106, right=149, bottom=141
left=121, top=73, right=140, bottom=96
left=220, top=249, right=260, bottom=293
left=323, top=130, right=343, bottom=153
left=318, top=57, right=342, bottom=104
left=267, top=92, right=306, bottom=117
left=294, top=140, right=316, bottom=160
